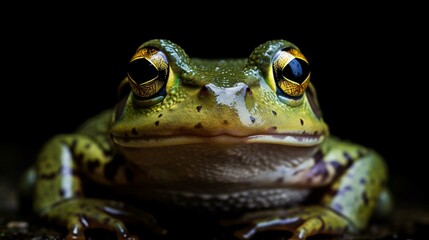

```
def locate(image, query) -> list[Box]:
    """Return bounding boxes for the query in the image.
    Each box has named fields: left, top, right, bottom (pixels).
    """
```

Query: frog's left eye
left=127, top=47, right=169, bottom=106
left=272, top=48, right=310, bottom=99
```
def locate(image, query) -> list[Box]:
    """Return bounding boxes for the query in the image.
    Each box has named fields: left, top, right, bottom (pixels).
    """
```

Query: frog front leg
left=34, top=134, right=161, bottom=240
left=227, top=139, right=390, bottom=239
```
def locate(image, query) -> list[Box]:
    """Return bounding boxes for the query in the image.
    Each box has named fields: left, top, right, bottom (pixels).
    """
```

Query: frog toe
left=100, top=201, right=166, bottom=235
left=44, top=198, right=165, bottom=239
left=227, top=206, right=351, bottom=239
left=62, top=209, right=138, bottom=240
left=294, top=208, right=350, bottom=239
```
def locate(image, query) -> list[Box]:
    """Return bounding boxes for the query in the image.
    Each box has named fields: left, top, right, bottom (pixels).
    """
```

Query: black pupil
left=282, top=58, right=310, bottom=84
left=128, top=58, right=158, bottom=84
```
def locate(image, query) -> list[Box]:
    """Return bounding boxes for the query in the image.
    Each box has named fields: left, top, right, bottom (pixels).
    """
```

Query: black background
left=1, top=3, right=427, bottom=213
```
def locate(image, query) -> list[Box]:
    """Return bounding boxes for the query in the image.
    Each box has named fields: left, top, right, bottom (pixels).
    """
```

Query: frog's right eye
left=127, top=47, right=169, bottom=106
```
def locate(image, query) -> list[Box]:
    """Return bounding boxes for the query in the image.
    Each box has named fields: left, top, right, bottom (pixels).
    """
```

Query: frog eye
left=272, top=48, right=310, bottom=99
left=127, top=47, right=169, bottom=105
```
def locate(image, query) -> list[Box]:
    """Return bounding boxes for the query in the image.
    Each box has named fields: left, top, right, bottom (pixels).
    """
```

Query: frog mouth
left=112, top=133, right=325, bottom=148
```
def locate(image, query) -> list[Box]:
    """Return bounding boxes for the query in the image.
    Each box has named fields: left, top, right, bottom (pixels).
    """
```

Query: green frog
left=30, top=39, right=391, bottom=240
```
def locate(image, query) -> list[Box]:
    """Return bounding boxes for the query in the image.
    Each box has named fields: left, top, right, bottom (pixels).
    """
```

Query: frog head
left=111, top=39, right=327, bottom=145
left=109, top=39, right=329, bottom=185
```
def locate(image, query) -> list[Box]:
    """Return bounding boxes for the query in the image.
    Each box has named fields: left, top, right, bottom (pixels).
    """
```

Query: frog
left=30, top=39, right=392, bottom=240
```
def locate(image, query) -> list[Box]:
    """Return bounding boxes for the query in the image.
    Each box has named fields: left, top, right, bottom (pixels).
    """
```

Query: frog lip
left=112, top=133, right=325, bottom=148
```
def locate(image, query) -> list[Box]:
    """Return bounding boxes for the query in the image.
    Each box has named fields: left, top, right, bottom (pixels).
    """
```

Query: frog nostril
left=199, top=85, right=210, bottom=96
left=246, top=87, right=252, bottom=96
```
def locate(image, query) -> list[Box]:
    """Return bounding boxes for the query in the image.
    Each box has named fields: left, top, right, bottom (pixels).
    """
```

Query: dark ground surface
left=1, top=203, right=429, bottom=240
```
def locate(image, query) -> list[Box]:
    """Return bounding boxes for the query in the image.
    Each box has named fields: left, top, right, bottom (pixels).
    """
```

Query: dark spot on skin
left=314, top=131, right=318, bottom=135
left=131, top=128, right=138, bottom=135
left=158, top=114, right=163, bottom=118
left=250, top=116, right=256, bottom=123
left=272, top=110, right=277, bottom=115
left=270, top=126, right=277, bottom=131
left=59, top=189, right=66, bottom=197
left=223, top=120, right=228, bottom=125
left=87, top=160, right=100, bottom=173
left=362, top=192, right=369, bottom=205
left=85, top=143, right=91, bottom=149
left=155, top=121, right=160, bottom=126
left=338, top=185, right=353, bottom=195
left=194, top=123, right=203, bottom=129
left=300, top=119, right=304, bottom=125
left=246, top=87, right=252, bottom=95
left=329, top=161, right=341, bottom=171
left=360, top=178, right=367, bottom=185
left=196, top=105, right=203, bottom=112
left=333, top=203, right=343, bottom=212
left=329, top=160, right=354, bottom=182
left=104, top=155, right=125, bottom=181
left=275, top=177, right=284, bottom=183
left=125, top=167, right=134, bottom=182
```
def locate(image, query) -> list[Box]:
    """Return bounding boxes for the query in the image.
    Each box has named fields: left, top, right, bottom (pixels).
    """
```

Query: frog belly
left=135, top=187, right=311, bottom=212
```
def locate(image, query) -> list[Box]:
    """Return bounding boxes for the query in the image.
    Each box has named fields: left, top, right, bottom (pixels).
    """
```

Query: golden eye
left=273, top=48, right=310, bottom=98
left=127, top=47, right=169, bottom=100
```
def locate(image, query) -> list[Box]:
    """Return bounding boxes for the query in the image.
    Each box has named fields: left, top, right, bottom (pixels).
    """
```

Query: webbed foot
left=222, top=205, right=353, bottom=240
left=41, top=198, right=166, bottom=240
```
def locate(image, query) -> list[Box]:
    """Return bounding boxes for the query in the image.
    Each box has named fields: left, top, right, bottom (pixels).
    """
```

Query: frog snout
left=199, top=82, right=251, bottom=105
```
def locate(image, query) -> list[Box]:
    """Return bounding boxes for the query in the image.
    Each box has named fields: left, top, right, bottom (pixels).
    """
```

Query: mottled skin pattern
left=31, top=39, right=391, bottom=240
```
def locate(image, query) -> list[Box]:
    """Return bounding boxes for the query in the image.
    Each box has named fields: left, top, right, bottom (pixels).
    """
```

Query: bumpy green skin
left=32, top=39, right=391, bottom=240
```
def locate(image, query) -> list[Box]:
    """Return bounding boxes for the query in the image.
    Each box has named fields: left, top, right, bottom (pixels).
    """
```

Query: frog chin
left=112, top=133, right=325, bottom=148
